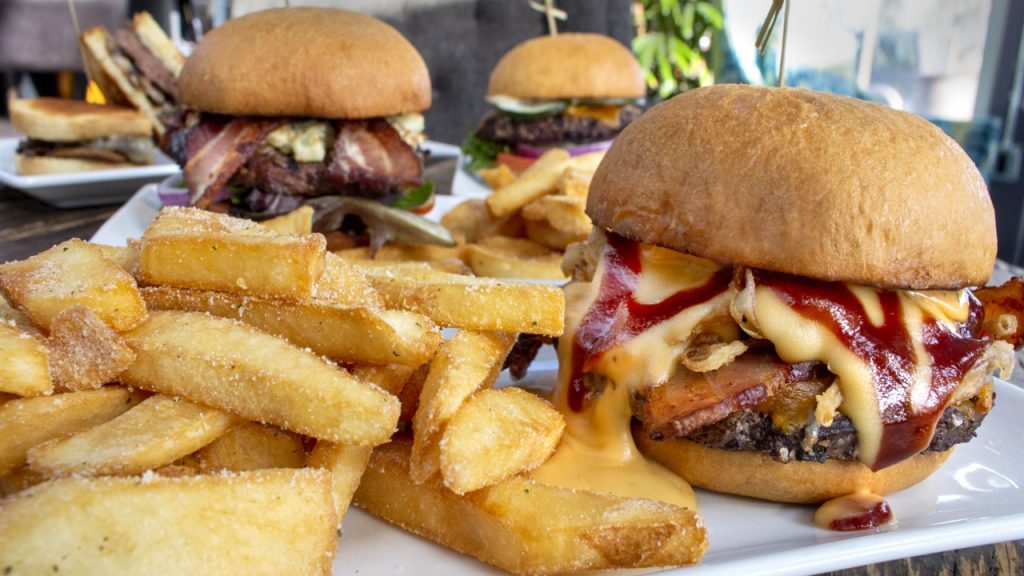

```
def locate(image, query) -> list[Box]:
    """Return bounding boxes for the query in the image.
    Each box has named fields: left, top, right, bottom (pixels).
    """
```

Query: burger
left=462, top=33, right=645, bottom=173
left=162, top=8, right=452, bottom=249
left=81, top=11, right=184, bottom=135
left=552, top=84, right=1022, bottom=513
left=9, top=96, right=155, bottom=175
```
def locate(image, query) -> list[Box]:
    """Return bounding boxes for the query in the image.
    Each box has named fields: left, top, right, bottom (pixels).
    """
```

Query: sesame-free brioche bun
left=487, top=33, right=645, bottom=101
left=9, top=97, right=152, bottom=142
left=587, top=84, right=996, bottom=290
left=178, top=8, right=431, bottom=119
left=634, top=429, right=953, bottom=504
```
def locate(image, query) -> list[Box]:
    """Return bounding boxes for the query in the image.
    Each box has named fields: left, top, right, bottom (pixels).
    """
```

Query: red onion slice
left=515, top=139, right=614, bottom=158
left=156, top=173, right=190, bottom=206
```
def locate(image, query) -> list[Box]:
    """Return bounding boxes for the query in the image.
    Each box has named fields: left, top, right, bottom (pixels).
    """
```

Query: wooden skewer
left=529, top=0, right=567, bottom=36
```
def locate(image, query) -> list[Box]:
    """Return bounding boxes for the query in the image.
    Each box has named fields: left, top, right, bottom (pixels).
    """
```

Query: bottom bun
left=634, top=425, right=953, bottom=504
left=15, top=153, right=134, bottom=176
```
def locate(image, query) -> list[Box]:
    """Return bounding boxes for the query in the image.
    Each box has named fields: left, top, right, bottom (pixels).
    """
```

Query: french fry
left=315, top=252, right=383, bottom=307
left=556, top=167, right=594, bottom=198
left=47, top=305, right=136, bottom=391
left=464, top=239, right=567, bottom=280
left=485, top=149, right=571, bottom=218
left=0, top=238, right=147, bottom=332
left=440, top=388, right=564, bottom=494
left=0, top=322, right=51, bottom=396
left=93, top=241, right=140, bottom=277
left=0, top=466, right=46, bottom=497
left=308, top=441, right=372, bottom=519
left=479, top=163, right=516, bottom=190
left=138, top=207, right=326, bottom=299
left=121, top=310, right=400, bottom=445
left=334, top=243, right=466, bottom=265
left=440, top=198, right=524, bottom=243
left=411, top=331, right=515, bottom=483
left=191, top=422, right=306, bottom=472
left=565, top=150, right=606, bottom=174
left=356, top=263, right=565, bottom=336
left=28, top=394, right=238, bottom=477
left=523, top=218, right=585, bottom=252
left=346, top=256, right=473, bottom=275
left=521, top=195, right=591, bottom=238
left=398, top=362, right=431, bottom=422
left=0, top=293, right=36, bottom=332
left=261, top=205, right=314, bottom=235
left=141, top=285, right=441, bottom=367
left=349, top=363, right=418, bottom=396
left=356, top=440, right=709, bottom=576
left=0, top=387, right=144, bottom=475
left=0, top=469, right=339, bottom=575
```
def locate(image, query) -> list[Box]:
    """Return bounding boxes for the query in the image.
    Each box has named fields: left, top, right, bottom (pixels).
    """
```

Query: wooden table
left=1, top=184, right=1022, bottom=575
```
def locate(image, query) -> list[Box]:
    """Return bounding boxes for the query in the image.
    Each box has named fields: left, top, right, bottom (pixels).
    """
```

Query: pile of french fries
left=444, top=149, right=602, bottom=280
left=0, top=205, right=705, bottom=575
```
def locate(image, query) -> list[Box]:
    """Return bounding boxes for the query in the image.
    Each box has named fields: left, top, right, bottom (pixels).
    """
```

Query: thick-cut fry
left=356, top=440, right=709, bottom=576
left=521, top=195, right=591, bottom=238
left=524, top=218, right=585, bottom=252
left=261, top=205, right=314, bottom=235
left=0, top=469, right=338, bottom=575
left=349, top=364, right=417, bottom=396
left=315, top=252, right=383, bottom=307
left=565, top=150, right=606, bottom=174
left=142, top=285, right=440, bottom=366
left=356, top=263, right=565, bottom=336
left=0, top=294, right=36, bottom=331
left=440, top=388, right=564, bottom=494
left=0, top=466, right=46, bottom=497
left=47, top=305, right=136, bottom=391
left=192, top=422, right=305, bottom=472
left=122, top=310, right=400, bottom=445
left=28, top=394, right=238, bottom=477
left=464, top=242, right=567, bottom=280
left=93, top=242, right=140, bottom=277
left=0, top=387, right=144, bottom=475
left=347, top=256, right=473, bottom=275
left=0, top=238, right=147, bottom=332
left=0, top=323, right=51, bottom=396
left=308, top=441, right=372, bottom=519
left=486, top=149, right=571, bottom=218
left=398, top=362, right=430, bottom=422
left=411, top=331, right=515, bottom=483
left=138, top=206, right=326, bottom=299
left=334, top=243, right=466, bottom=265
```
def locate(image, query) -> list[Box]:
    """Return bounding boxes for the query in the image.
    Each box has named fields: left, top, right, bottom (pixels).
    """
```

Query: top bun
left=9, top=97, right=152, bottom=142
left=587, top=84, right=996, bottom=289
left=178, top=8, right=431, bottom=119
left=487, top=33, right=645, bottom=101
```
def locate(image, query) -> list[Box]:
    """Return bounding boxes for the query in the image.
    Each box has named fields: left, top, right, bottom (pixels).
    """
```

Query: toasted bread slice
left=80, top=27, right=165, bottom=135
left=133, top=12, right=184, bottom=76
left=9, top=97, right=151, bottom=142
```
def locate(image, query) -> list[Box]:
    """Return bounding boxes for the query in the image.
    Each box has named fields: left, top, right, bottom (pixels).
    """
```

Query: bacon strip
left=632, top=352, right=826, bottom=439
left=327, top=119, right=423, bottom=194
left=183, top=119, right=280, bottom=208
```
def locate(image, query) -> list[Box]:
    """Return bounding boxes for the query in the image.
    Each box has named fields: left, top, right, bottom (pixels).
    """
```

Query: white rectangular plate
left=90, top=176, right=1024, bottom=576
left=0, top=137, right=179, bottom=208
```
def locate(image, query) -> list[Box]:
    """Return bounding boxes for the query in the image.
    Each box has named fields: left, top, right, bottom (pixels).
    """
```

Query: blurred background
left=1, top=0, right=1022, bottom=264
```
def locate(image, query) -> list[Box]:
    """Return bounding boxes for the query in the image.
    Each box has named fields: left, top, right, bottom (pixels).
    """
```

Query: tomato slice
left=410, top=190, right=435, bottom=215
left=495, top=152, right=536, bottom=174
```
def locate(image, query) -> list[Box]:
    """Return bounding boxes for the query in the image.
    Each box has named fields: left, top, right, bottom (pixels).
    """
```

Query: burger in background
left=81, top=12, right=184, bottom=136
left=8, top=95, right=155, bottom=175
left=161, top=7, right=452, bottom=251
left=541, top=84, right=1024, bottom=530
left=462, top=33, right=645, bottom=174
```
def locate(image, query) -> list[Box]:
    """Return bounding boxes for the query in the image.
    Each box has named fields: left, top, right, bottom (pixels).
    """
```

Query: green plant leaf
left=695, top=2, right=723, bottom=29
left=460, top=133, right=508, bottom=172
left=680, top=2, right=695, bottom=39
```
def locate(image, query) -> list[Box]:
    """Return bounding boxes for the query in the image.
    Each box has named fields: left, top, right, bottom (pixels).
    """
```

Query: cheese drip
left=531, top=232, right=732, bottom=510
left=744, top=270, right=991, bottom=470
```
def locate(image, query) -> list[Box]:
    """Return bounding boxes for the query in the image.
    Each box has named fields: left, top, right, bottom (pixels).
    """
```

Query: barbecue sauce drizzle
left=567, top=233, right=732, bottom=412
left=753, top=270, right=988, bottom=470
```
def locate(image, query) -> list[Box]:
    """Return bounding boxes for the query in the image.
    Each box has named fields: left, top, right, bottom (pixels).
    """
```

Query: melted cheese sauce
left=530, top=238, right=729, bottom=510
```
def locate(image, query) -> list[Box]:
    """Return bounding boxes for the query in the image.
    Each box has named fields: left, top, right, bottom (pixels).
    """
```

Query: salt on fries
left=0, top=205, right=706, bottom=574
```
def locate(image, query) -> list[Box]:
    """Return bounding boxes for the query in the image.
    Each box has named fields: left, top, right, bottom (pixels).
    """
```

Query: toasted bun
left=9, top=97, right=152, bottom=142
left=179, top=8, right=430, bottom=119
left=487, top=33, right=644, bottom=101
left=634, top=430, right=952, bottom=504
left=15, top=153, right=134, bottom=176
left=80, top=27, right=165, bottom=135
left=588, top=85, right=996, bottom=289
